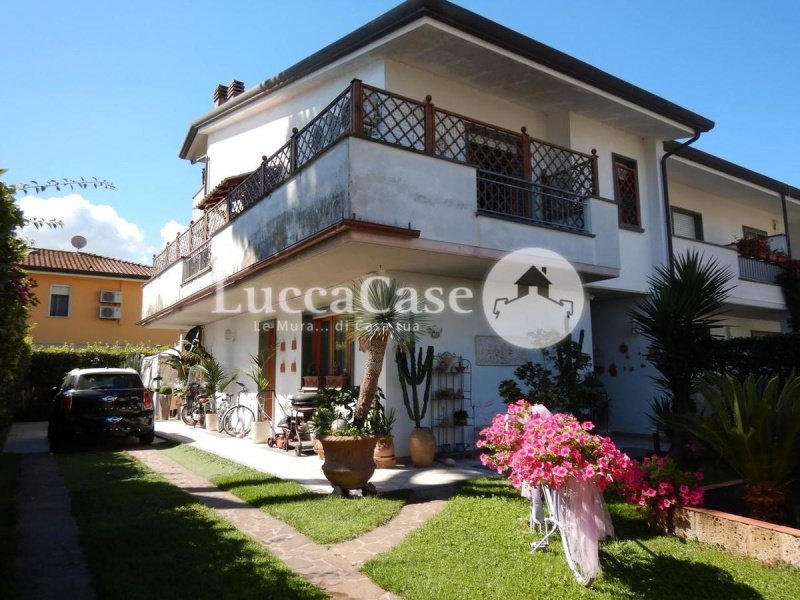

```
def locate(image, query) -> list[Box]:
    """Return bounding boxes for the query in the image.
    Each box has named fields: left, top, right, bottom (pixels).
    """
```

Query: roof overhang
left=180, top=0, right=713, bottom=160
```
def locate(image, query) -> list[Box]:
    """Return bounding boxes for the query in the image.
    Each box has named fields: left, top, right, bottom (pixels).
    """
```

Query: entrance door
left=258, top=320, right=277, bottom=420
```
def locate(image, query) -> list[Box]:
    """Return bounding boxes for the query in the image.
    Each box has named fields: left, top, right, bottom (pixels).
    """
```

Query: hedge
left=20, top=343, right=167, bottom=419
left=709, top=332, right=800, bottom=379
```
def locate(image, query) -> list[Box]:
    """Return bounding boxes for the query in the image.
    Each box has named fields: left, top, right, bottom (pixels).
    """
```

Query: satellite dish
left=71, top=235, right=87, bottom=251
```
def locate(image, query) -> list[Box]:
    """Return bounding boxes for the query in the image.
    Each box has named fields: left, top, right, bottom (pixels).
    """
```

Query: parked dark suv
left=47, top=368, right=155, bottom=451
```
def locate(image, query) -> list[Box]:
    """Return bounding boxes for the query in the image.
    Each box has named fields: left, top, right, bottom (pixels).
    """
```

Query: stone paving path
left=128, top=447, right=446, bottom=600
left=16, top=453, right=96, bottom=600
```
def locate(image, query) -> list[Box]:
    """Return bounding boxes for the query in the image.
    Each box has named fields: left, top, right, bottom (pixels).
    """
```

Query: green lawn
left=160, top=444, right=408, bottom=544
left=364, top=477, right=800, bottom=600
left=58, top=450, right=327, bottom=600
left=0, top=455, right=21, bottom=600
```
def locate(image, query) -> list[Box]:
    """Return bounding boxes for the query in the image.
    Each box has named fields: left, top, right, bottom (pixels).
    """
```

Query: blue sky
left=3, top=0, right=799, bottom=261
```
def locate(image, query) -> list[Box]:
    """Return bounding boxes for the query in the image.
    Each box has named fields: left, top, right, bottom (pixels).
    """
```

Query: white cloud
left=18, top=194, right=149, bottom=262
left=159, top=219, right=187, bottom=246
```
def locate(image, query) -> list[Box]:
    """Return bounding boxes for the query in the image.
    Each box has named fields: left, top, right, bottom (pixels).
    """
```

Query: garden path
left=129, top=447, right=448, bottom=600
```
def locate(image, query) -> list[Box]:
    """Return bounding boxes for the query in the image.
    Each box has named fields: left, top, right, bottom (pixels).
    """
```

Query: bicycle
left=180, top=382, right=209, bottom=427
left=214, top=391, right=235, bottom=433
left=221, top=382, right=256, bottom=437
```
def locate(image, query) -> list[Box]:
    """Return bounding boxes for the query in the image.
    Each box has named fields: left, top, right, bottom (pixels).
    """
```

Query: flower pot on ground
left=205, top=412, right=219, bottom=431
left=313, top=435, right=325, bottom=460
left=251, top=420, right=270, bottom=444
left=374, top=437, right=396, bottom=468
left=408, top=427, right=436, bottom=467
left=318, top=435, right=379, bottom=491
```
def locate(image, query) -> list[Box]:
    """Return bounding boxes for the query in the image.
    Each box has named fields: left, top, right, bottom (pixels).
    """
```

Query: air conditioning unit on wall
left=98, top=306, right=122, bottom=320
left=100, top=290, right=122, bottom=303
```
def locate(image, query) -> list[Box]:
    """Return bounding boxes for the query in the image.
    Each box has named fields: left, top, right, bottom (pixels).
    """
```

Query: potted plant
left=198, top=350, right=236, bottom=431
left=243, top=350, right=271, bottom=444
left=157, top=385, right=172, bottom=421
left=171, top=380, right=185, bottom=418
left=369, top=402, right=396, bottom=469
left=316, top=278, right=423, bottom=495
left=453, top=409, right=469, bottom=426
left=734, top=236, right=770, bottom=260
left=325, top=367, right=350, bottom=389
left=397, top=342, right=436, bottom=467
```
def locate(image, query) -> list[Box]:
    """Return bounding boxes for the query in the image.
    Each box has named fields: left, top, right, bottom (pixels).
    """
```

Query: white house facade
left=140, top=0, right=799, bottom=453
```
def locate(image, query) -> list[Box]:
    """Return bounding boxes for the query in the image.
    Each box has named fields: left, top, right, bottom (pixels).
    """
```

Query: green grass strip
left=161, top=444, right=408, bottom=545
left=58, top=450, right=327, bottom=600
left=0, top=455, right=21, bottom=600
left=363, top=477, right=800, bottom=600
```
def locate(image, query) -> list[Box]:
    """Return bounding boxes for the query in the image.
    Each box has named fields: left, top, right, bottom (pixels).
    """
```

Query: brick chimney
left=227, top=80, right=245, bottom=100
left=213, top=84, right=228, bottom=107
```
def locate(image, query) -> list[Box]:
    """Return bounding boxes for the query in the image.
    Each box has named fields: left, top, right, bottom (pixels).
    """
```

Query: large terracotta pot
left=318, top=435, right=378, bottom=490
left=374, top=437, right=396, bottom=468
left=313, top=436, right=325, bottom=460
left=408, top=427, right=436, bottom=468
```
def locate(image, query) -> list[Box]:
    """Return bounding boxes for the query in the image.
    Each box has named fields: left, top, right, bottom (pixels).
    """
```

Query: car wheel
left=139, top=430, right=155, bottom=445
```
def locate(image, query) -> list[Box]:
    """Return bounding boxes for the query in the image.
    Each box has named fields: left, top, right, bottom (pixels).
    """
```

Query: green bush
left=709, top=332, right=800, bottom=379
left=27, top=343, right=166, bottom=408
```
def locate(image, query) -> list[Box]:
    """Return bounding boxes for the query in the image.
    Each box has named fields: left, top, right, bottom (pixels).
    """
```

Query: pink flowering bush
left=478, top=400, right=633, bottom=491
left=620, top=455, right=704, bottom=511
left=478, top=400, right=705, bottom=513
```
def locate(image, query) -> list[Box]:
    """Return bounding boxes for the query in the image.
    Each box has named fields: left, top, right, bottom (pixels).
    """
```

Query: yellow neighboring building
left=23, top=248, right=177, bottom=346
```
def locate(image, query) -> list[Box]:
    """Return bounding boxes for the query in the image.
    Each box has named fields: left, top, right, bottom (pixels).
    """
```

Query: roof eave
left=664, top=141, right=800, bottom=200
left=179, top=0, right=713, bottom=160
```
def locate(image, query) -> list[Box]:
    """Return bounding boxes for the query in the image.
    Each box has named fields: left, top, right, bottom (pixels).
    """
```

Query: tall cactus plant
left=396, top=343, right=434, bottom=428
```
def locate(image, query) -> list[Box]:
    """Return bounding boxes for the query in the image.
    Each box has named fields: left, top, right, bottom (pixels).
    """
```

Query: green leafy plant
left=197, top=352, right=236, bottom=412
left=734, top=236, right=770, bottom=259
left=497, top=330, right=607, bottom=420
left=664, top=372, right=800, bottom=524
left=349, top=278, right=426, bottom=428
left=630, top=251, right=733, bottom=417
left=242, top=350, right=272, bottom=419
left=777, top=260, right=800, bottom=332
left=396, top=342, right=434, bottom=428
left=368, top=403, right=396, bottom=440
left=158, top=386, right=173, bottom=395
left=453, top=409, right=469, bottom=425
left=311, top=386, right=386, bottom=436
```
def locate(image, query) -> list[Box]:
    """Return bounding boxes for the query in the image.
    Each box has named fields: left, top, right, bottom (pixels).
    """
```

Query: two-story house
left=140, top=0, right=797, bottom=451
left=24, top=248, right=177, bottom=346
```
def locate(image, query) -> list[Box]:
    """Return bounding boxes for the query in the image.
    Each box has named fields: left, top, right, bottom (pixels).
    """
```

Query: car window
left=61, top=375, right=75, bottom=391
left=76, top=373, right=143, bottom=390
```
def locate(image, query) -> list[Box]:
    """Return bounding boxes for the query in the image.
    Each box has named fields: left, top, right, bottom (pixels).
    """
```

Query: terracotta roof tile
left=22, top=248, right=152, bottom=279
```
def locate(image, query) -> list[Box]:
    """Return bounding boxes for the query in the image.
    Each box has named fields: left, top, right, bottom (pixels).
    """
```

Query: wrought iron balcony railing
left=153, top=80, right=598, bottom=279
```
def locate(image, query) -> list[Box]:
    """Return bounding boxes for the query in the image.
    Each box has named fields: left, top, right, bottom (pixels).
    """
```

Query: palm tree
left=665, top=373, right=800, bottom=523
left=350, top=277, right=426, bottom=428
left=630, top=250, right=733, bottom=416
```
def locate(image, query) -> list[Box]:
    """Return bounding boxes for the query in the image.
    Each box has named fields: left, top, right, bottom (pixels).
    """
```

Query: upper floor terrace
left=144, top=79, right=622, bottom=323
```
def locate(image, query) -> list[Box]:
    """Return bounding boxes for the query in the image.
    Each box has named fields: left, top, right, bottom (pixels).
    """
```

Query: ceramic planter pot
left=303, top=376, right=325, bottom=389
left=318, top=435, right=378, bottom=490
left=374, top=437, right=396, bottom=468
left=408, top=427, right=436, bottom=468
left=204, top=413, right=219, bottom=431
left=324, top=375, right=350, bottom=388
left=251, top=420, right=270, bottom=444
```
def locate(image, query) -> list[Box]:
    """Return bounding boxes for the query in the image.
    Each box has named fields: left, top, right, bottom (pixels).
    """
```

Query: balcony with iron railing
left=152, top=80, right=601, bottom=281
left=672, top=236, right=787, bottom=310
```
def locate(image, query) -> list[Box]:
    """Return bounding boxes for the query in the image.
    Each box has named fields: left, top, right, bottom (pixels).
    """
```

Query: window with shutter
left=671, top=208, right=703, bottom=241
left=49, top=284, right=71, bottom=317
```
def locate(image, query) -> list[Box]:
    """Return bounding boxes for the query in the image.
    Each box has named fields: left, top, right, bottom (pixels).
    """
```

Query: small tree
left=350, top=277, right=425, bottom=429
left=630, top=251, right=732, bottom=417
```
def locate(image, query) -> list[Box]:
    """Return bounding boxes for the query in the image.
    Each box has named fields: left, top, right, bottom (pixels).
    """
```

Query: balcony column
left=424, top=95, right=435, bottom=154
left=350, top=79, right=363, bottom=134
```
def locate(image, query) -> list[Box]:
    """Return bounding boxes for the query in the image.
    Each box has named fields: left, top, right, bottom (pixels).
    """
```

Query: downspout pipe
left=780, top=191, right=792, bottom=259
left=661, top=130, right=702, bottom=270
